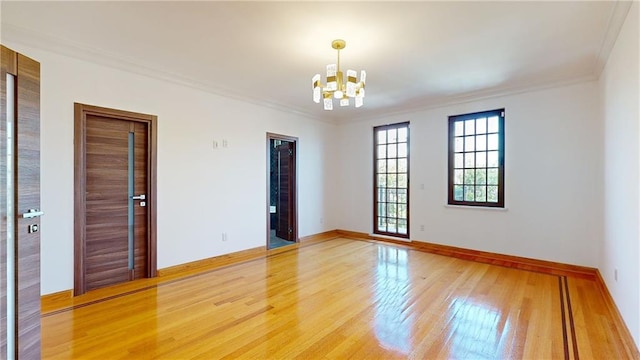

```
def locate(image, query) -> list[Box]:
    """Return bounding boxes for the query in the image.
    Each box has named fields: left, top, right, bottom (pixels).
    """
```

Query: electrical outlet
left=222, top=139, right=228, bottom=148
left=614, top=268, right=618, bottom=282
left=420, top=224, right=425, bottom=231
left=213, top=140, right=219, bottom=149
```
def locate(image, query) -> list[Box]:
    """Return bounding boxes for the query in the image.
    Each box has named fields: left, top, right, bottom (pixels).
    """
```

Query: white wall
left=599, top=2, right=639, bottom=346
left=336, top=81, right=602, bottom=268
left=5, top=11, right=637, bottom=352
left=4, top=42, right=338, bottom=295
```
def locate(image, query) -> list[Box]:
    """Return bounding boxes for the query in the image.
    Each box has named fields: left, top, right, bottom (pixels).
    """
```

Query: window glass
left=448, top=109, right=504, bottom=207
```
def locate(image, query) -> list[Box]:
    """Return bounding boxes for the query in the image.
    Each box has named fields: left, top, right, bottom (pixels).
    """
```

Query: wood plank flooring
left=42, top=238, right=632, bottom=359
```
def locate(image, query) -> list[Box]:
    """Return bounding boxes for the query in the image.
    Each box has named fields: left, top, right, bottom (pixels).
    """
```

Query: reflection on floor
left=269, top=229, right=295, bottom=249
left=41, top=238, right=634, bottom=359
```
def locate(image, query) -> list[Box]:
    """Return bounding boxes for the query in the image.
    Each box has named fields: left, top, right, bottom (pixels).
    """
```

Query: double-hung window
left=374, top=122, right=410, bottom=238
left=448, top=109, right=505, bottom=207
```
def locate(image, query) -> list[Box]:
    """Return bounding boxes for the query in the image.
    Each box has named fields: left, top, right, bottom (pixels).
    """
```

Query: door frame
left=266, top=133, right=298, bottom=248
left=74, top=103, right=157, bottom=295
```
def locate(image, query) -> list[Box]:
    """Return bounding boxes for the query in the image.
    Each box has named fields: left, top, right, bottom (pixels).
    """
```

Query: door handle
left=131, top=194, right=146, bottom=200
left=22, top=209, right=44, bottom=219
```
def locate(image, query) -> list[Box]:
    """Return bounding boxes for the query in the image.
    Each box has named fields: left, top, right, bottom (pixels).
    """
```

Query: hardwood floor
left=42, top=238, right=634, bottom=359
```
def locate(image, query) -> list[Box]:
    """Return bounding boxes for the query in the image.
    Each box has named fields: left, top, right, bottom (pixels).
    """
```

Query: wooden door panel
left=276, top=143, right=291, bottom=240
left=1, top=47, right=41, bottom=358
left=85, top=116, right=131, bottom=291
left=16, top=51, right=42, bottom=359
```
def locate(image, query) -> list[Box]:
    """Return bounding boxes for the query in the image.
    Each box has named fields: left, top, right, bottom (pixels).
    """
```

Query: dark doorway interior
left=267, top=134, right=297, bottom=249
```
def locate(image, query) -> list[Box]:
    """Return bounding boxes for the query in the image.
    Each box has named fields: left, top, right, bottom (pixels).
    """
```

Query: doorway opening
left=267, top=133, right=298, bottom=249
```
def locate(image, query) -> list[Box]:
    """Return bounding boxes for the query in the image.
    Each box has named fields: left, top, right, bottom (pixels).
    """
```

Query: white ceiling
left=0, top=1, right=631, bottom=122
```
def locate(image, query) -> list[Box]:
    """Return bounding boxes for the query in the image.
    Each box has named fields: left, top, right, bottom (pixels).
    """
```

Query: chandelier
left=312, top=39, right=366, bottom=110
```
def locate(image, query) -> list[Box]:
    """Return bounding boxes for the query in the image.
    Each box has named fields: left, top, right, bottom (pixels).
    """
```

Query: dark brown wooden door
left=275, top=142, right=294, bottom=241
left=85, top=117, right=147, bottom=290
left=75, top=104, right=157, bottom=295
left=1, top=45, right=42, bottom=359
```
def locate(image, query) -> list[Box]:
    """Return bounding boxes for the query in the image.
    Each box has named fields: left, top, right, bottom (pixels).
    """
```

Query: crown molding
left=344, top=73, right=598, bottom=124
left=1, top=17, right=616, bottom=127
left=593, top=0, right=633, bottom=78
left=1, top=23, right=335, bottom=125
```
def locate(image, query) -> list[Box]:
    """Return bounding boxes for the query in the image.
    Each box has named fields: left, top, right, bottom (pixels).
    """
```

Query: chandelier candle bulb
left=346, top=70, right=357, bottom=97
left=312, top=39, right=366, bottom=110
left=312, top=74, right=321, bottom=103
left=355, top=93, right=364, bottom=108
left=323, top=97, right=333, bottom=111
left=326, top=64, right=337, bottom=91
